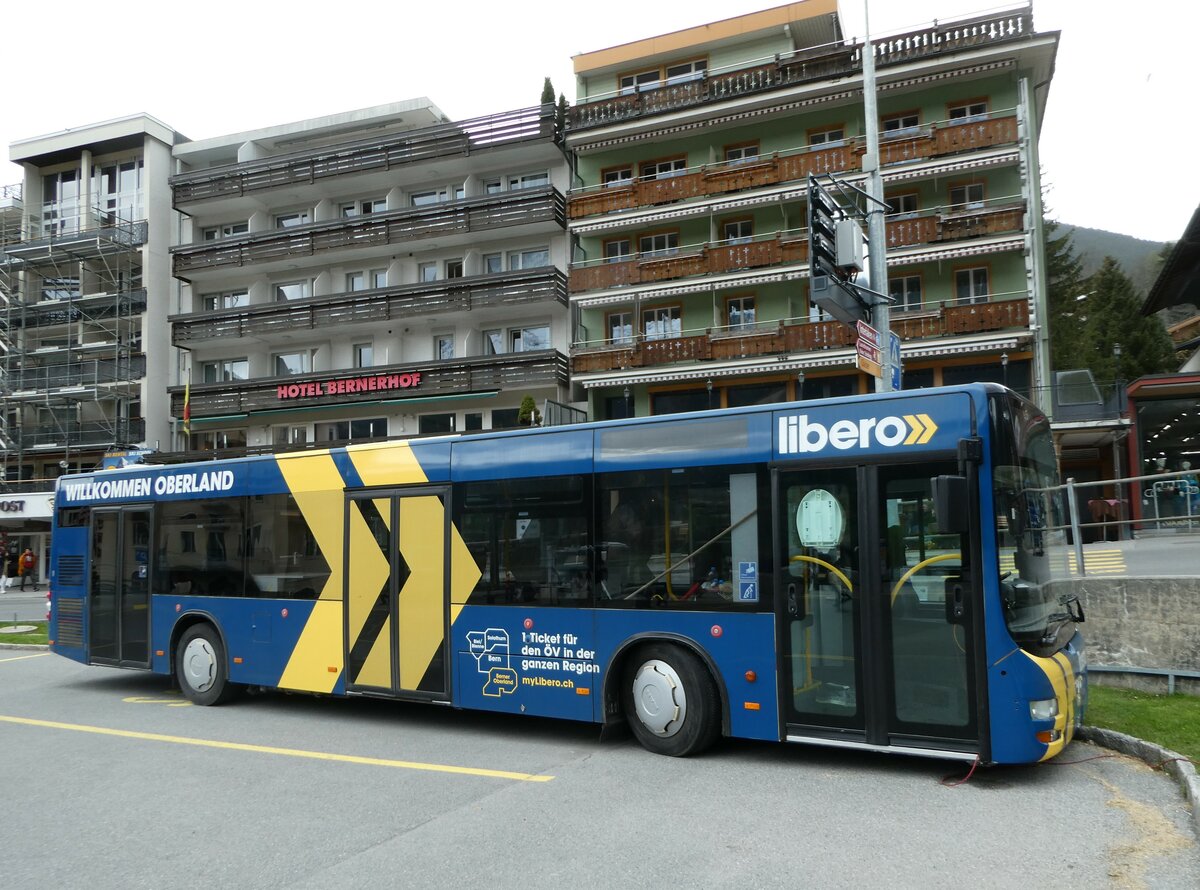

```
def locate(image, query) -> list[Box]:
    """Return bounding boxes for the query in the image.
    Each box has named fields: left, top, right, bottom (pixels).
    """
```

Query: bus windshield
left=990, top=393, right=1075, bottom=657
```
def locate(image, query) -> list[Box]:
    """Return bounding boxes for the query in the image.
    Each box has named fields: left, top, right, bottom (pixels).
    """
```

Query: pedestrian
left=19, top=548, right=37, bottom=590
left=2, top=550, right=18, bottom=592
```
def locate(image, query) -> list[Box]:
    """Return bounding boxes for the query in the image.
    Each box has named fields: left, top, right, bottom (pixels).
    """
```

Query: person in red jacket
left=19, top=548, right=38, bottom=590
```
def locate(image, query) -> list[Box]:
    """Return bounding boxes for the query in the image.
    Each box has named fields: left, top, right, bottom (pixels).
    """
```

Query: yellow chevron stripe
left=903, top=414, right=922, bottom=445
left=917, top=413, right=938, bottom=444
left=277, top=452, right=348, bottom=694
left=397, top=496, right=446, bottom=689
left=346, top=440, right=428, bottom=487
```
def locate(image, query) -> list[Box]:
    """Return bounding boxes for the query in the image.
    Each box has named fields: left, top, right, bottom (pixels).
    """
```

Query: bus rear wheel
left=622, top=643, right=720, bottom=756
left=175, top=624, right=240, bottom=706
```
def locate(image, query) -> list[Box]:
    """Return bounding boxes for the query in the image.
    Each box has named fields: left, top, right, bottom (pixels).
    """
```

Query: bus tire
left=622, top=643, right=720, bottom=757
left=175, top=624, right=240, bottom=706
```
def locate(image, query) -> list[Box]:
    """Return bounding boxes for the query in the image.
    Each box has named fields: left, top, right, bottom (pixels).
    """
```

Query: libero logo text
left=778, top=413, right=938, bottom=455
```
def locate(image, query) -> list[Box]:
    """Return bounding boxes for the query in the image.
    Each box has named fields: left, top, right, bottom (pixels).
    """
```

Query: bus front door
left=89, top=508, right=151, bottom=667
left=344, top=488, right=449, bottom=699
left=776, top=462, right=980, bottom=754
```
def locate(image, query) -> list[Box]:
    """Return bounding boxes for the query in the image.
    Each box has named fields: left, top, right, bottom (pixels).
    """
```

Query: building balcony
left=170, top=269, right=566, bottom=346
left=568, top=8, right=1033, bottom=132
left=3, top=355, right=147, bottom=393
left=9, top=418, right=146, bottom=450
left=172, top=187, right=566, bottom=278
left=571, top=298, right=1029, bottom=374
left=570, top=202, right=1024, bottom=294
left=168, top=350, right=569, bottom=419
left=567, top=116, right=1017, bottom=219
left=170, top=105, right=559, bottom=208
left=7, top=289, right=147, bottom=329
left=0, top=211, right=146, bottom=268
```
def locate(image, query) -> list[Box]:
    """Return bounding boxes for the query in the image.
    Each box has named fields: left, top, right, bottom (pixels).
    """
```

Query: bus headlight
left=1029, top=698, right=1059, bottom=721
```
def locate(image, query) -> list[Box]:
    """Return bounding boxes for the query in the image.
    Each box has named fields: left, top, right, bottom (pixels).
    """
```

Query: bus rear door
left=89, top=508, right=151, bottom=667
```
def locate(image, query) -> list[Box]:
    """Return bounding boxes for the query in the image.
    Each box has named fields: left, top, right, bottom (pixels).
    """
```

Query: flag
left=183, top=378, right=191, bottom=437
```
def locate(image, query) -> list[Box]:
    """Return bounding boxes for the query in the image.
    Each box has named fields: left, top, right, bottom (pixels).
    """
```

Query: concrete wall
left=1052, top=577, right=1200, bottom=695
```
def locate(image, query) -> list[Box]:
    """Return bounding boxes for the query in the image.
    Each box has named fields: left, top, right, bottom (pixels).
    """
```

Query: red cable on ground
left=940, top=755, right=980, bottom=786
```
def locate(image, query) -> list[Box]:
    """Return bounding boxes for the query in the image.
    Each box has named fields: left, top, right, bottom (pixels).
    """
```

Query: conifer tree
left=1043, top=219, right=1087, bottom=373
left=1081, top=257, right=1177, bottom=383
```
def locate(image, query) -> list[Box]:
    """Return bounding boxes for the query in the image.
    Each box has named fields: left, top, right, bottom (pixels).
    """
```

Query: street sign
left=857, top=354, right=882, bottom=378
left=856, top=340, right=881, bottom=364
left=856, top=320, right=880, bottom=347
left=888, top=331, right=902, bottom=391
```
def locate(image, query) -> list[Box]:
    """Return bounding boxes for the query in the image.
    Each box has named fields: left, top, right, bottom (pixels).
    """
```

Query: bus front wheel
left=175, top=624, right=240, bottom=706
left=623, top=643, right=720, bottom=756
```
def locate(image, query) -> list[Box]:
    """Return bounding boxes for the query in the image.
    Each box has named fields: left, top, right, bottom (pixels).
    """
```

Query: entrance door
left=89, top=508, right=151, bottom=667
left=344, top=488, right=448, bottom=698
left=776, top=461, right=979, bottom=750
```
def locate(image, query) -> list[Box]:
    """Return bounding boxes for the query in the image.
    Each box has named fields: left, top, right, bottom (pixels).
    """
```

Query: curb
left=0, top=643, right=48, bottom=651
left=1078, top=725, right=1200, bottom=840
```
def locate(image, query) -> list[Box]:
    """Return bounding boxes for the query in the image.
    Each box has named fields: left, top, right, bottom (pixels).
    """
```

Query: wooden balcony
left=171, top=269, right=567, bottom=346
left=571, top=203, right=1023, bottom=293
left=567, top=116, right=1017, bottom=220
left=168, top=351, right=569, bottom=419
left=568, top=9, right=1033, bottom=132
left=171, top=106, right=558, bottom=207
left=570, top=233, right=809, bottom=293
left=571, top=298, right=1029, bottom=374
left=172, top=187, right=566, bottom=277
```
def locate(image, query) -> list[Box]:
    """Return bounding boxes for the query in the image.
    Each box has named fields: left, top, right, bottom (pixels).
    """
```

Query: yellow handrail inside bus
left=789, top=554, right=854, bottom=593
left=889, top=553, right=960, bottom=605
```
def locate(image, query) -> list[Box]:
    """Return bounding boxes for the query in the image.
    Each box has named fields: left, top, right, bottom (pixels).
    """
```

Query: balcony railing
left=570, top=202, right=1024, bottom=293
left=9, top=418, right=146, bottom=449
left=171, top=105, right=559, bottom=206
left=4, top=356, right=147, bottom=391
left=171, top=269, right=566, bottom=346
left=173, top=187, right=566, bottom=277
left=169, top=351, right=569, bottom=418
left=568, top=116, right=1017, bottom=219
left=7, top=289, right=147, bottom=329
left=572, top=298, right=1029, bottom=374
left=569, top=8, right=1033, bottom=131
left=1, top=212, right=147, bottom=267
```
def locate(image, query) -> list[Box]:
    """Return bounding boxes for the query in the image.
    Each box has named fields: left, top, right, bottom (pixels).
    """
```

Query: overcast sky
left=2, top=0, right=1194, bottom=243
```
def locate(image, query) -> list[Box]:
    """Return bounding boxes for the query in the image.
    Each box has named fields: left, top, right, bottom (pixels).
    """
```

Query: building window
left=411, top=189, right=448, bottom=207
left=202, top=221, right=248, bottom=241
left=315, top=418, right=388, bottom=442
left=665, top=58, right=706, bottom=84
left=445, top=259, right=464, bottom=279
left=619, top=68, right=662, bottom=94
left=273, top=350, right=316, bottom=376
left=889, top=275, right=923, bottom=312
left=483, top=253, right=503, bottom=274
left=638, top=232, right=678, bottom=258
left=882, top=112, right=920, bottom=135
left=726, top=295, right=756, bottom=330
left=949, top=182, right=985, bottom=210
left=275, top=280, right=311, bottom=301
left=341, top=198, right=386, bottom=217
left=418, top=262, right=438, bottom=283
left=419, top=414, right=455, bottom=435
left=491, top=408, right=520, bottom=429
left=888, top=193, right=919, bottom=217
left=948, top=100, right=989, bottom=122
left=955, top=267, right=989, bottom=305
left=483, top=329, right=503, bottom=355
left=275, top=211, right=309, bottom=228
left=346, top=272, right=366, bottom=292
left=435, top=334, right=455, bottom=360
left=607, top=312, right=634, bottom=345
left=202, top=291, right=248, bottom=312
left=273, top=425, right=308, bottom=447
left=371, top=269, right=388, bottom=288
left=508, top=247, right=549, bottom=270
left=603, top=166, right=633, bottom=187
left=189, top=429, right=247, bottom=451
left=353, top=343, right=373, bottom=368
left=510, top=325, right=550, bottom=352
left=41, top=277, right=81, bottom=301
left=722, top=219, right=753, bottom=244
left=640, top=158, right=687, bottom=180
left=508, top=171, right=549, bottom=190
left=724, top=143, right=760, bottom=164
left=643, top=305, right=681, bottom=340
left=483, top=179, right=503, bottom=195
left=604, top=239, right=632, bottom=263
left=808, top=127, right=845, bottom=147
left=464, top=413, right=483, bottom=431
left=201, top=359, right=249, bottom=383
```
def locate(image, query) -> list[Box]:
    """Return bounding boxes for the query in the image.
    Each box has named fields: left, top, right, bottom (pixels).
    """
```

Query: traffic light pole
left=861, top=3, right=892, bottom=392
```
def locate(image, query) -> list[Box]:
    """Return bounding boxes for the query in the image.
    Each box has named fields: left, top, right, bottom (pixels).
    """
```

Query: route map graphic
left=467, top=628, right=517, bottom=697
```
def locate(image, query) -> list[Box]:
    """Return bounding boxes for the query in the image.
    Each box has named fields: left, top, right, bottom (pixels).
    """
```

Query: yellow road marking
left=0, top=714, right=555, bottom=782
left=0, top=652, right=51, bottom=663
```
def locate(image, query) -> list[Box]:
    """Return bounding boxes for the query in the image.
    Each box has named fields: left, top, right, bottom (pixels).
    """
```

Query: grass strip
left=1086, top=684, right=1200, bottom=762
left=0, top=619, right=49, bottom=646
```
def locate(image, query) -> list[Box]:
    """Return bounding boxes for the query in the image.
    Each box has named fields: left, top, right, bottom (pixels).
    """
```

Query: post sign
left=856, top=321, right=882, bottom=378
left=888, top=332, right=902, bottom=391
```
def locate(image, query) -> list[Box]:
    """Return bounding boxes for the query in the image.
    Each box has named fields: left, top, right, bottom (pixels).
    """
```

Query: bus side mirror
left=931, top=475, right=969, bottom=535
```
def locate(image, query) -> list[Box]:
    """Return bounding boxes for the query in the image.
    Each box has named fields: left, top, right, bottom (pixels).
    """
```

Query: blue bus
left=48, top=384, right=1084, bottom=764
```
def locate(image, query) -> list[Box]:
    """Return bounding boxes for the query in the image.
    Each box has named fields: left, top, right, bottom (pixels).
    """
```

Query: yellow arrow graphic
left=917, top=413, right=938, bottom=444
left=903, top=415, right=924, bottom=445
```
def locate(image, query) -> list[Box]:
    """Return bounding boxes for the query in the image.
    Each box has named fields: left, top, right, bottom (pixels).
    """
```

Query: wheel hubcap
left=632, top=659, right=686, bottom=737
left=182, top=638, right=217, bottom=693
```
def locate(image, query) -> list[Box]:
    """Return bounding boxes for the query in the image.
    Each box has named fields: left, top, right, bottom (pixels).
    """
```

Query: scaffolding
left=1, top=186, right=147, bottom=489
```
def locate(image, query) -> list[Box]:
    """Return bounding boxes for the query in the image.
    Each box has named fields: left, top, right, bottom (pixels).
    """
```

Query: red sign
left=856, top=320, right=880, bottom=347
left=276, top=372, right=422, bottom=401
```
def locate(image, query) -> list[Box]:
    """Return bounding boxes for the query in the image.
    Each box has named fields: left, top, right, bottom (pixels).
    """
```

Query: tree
left=1044, top=219, right=1087, bottom=372
left=556, top=92, right=569, bottom=137
left=541, top=77, right=555, bottom=105
left=518, top=395, right=542, bottom=426
left=1081, top=257, right=1177, bottom=382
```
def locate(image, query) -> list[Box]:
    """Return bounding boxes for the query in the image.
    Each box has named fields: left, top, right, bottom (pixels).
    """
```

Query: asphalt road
left=0, top=590, right=47, bottom=624
left=0, top=652, right=1196, bottom=889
